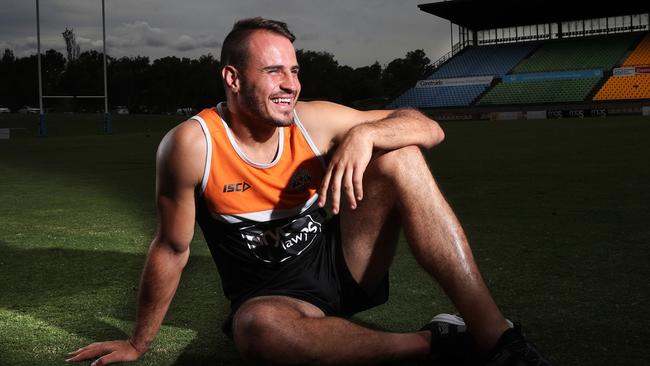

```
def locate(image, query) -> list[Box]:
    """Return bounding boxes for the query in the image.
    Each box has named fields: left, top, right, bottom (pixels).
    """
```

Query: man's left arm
left=302, top=102, right=444, bottom=214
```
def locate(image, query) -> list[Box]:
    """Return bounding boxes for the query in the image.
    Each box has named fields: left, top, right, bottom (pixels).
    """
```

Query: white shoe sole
left=431, top=313, right=515, bottom=328
left=431, top=313, right=466, bottom=326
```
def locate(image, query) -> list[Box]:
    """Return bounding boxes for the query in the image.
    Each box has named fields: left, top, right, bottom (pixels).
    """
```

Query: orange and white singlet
left=192, top=103, right=329, bottom=306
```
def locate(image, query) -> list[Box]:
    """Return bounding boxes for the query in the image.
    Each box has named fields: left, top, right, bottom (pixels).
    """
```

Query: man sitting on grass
left=67, top=17, right=551, bottom=365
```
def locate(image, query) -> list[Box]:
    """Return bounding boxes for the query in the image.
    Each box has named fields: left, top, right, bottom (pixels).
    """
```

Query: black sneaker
left=420, top=313, right=474, bottom=364
left=484, top=324, right=551, bottom=366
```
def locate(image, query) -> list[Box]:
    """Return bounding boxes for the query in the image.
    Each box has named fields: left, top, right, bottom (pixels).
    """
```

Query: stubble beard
left=240, top=83, right=295, bottom=128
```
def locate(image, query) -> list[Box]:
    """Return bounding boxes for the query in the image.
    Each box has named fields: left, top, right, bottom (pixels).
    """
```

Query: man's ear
left=222, top=65, right=240, bottom=93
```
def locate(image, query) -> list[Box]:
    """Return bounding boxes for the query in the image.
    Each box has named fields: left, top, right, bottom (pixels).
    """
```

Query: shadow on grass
left=0, top=239, right=245, bottom=365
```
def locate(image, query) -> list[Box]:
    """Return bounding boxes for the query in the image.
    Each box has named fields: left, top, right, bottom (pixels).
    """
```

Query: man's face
left=236, top=30, right=301, bottom=127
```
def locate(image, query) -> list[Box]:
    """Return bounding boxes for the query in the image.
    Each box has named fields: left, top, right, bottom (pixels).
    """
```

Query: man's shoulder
left=295, top=100, right=359, bottom=126
left=157, top=119, right=206, bottom=185
left=159, top=119, right=206, bottom=162
left=296, top=100, right=345, bottom=116
left=165, top=119, right=204, bottom=145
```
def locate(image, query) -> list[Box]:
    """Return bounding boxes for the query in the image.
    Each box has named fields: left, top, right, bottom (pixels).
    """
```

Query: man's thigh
left=338, top=148, right=415, bottom=293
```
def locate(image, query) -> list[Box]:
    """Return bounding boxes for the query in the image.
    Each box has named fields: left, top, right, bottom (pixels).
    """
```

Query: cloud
left=25, top=37, right=38, bottom=49
left=173, top=35, right=196, bottom=51
left=4, top=37, right=55, bottom=57
left=171, top=34, right=221, bottom=52
left=0, top=0, right=451, bottom=66
left=106, top=20, right=220, bottom=54
left=77, top=36, right=104, bottom=49
left=0, top=41, right=11, bottom=53
left=197, top=35, right=221, bottom=49
left=110, top=20, right=168, bottom=48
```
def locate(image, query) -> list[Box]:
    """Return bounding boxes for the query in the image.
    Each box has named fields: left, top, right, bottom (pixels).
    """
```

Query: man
left=67, top=17, right=550, bottom=365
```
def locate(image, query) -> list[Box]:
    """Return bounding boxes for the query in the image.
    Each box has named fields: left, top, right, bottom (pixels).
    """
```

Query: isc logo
left=223, top=181, right=251, bottom=193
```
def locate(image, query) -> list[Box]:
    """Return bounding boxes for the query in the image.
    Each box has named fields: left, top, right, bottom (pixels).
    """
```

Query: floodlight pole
left=102, top=0, right=111, bottom=134
left=36, top=0, right=47, bottom=136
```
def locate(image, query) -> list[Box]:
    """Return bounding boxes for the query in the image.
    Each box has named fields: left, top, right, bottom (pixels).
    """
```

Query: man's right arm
left=66, top=121, right=206, bottom=365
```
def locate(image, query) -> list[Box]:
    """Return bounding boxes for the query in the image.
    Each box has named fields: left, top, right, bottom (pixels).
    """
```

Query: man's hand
left=318, top=124, right=374, bottom=214
left=66, top=339, right=144, bottom=365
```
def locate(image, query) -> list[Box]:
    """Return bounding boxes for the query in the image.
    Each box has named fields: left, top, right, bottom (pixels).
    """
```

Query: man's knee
left=232, top=298, right=316, bottom=363
left=232, top=301, right=285, bottom=361
left=370, top=145, right=428, bottom=183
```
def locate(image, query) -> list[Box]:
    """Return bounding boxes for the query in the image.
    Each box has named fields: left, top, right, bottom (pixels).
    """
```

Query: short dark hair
left=220, top=17, right=296, bottom=68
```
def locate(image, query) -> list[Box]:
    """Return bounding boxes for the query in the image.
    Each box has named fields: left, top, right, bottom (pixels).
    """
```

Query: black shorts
left=222, top=215, right=389, bottom=336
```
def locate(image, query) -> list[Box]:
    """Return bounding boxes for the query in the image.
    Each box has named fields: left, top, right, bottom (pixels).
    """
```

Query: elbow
left=425, top=122, right=444, bottom=149
left=149, top=236, right=191, bottom=267
left=400, top=108, right=445, bottom=148
left=435, top=123, right=445, bottom=145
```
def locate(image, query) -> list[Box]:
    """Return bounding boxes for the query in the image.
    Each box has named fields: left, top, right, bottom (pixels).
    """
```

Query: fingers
left=66, top=344, right=106, bottom=362
left=319, top=161, right=363, bottom=214
left=342, top=167, right=357, bottom=210
left=328, top=164, right=344, bottom=214
left=352, top=163, right=364, bottom=202
left=91, top=351, right=128, bottom=366
left=318, top=165, right=332, bottom=208
left=66, top=341, right=138, bottom=364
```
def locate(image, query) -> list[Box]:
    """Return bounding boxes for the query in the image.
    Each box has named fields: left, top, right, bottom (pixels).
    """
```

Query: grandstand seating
left=477, top=78, right=601, bottom=105
left=623, top=33, right=650, bottom=66
left=390, top=84, right=487, bottom=108
left=390, top=42, right=537, bottom=108
left=593, top=74, right=650, bottom=100
left=512, top=33, right=640, bottom=73
left=429, top=42, right=538, bottom=78
left=390, top=31, right=650, bottom=108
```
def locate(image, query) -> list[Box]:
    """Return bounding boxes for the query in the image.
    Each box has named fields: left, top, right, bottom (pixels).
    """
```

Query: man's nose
left=280, top=71, right=298, bottom=91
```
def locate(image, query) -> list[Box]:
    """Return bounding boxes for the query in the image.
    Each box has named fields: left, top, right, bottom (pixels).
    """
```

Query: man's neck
left=222, top=103, right=280, bottom=165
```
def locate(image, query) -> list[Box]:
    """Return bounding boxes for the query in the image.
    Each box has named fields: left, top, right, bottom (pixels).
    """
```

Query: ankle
left=473, top=319, right=511, bottom=352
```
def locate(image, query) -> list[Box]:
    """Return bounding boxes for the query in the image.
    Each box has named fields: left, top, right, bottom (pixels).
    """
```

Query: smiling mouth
left=270, top=97, right=293, bottom=106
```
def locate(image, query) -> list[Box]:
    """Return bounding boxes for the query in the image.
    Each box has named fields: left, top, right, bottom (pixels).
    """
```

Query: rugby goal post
left=35, top=0, right=111, bottom=136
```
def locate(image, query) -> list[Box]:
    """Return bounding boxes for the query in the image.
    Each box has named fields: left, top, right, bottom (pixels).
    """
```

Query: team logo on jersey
left=223, top=181, right=251, bottom=193
left=289, top=168, right=312, bottom=191
left=239, top=214, right=322, bottom=263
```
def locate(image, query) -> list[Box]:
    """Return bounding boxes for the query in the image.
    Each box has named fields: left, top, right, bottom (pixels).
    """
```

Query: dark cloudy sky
left=0, top=0, right=453, bottom=67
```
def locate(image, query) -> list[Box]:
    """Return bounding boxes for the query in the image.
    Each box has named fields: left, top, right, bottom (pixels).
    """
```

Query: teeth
left=271, top=97, right=292, bottom=104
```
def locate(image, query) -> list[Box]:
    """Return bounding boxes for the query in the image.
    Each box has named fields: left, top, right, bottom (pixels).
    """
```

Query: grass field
left=1, top=113, right=649, bottom=365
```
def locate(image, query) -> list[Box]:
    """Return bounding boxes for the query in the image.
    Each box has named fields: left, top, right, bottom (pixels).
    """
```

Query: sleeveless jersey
left=192, top=103, right=328, bottom=306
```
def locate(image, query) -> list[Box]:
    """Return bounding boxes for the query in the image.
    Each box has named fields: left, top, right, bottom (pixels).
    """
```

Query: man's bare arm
left=298, top=101, right=444, bottom=214
left=66, top=121, right=205, bottom=365
left=347, top=107, right=444, bottom=151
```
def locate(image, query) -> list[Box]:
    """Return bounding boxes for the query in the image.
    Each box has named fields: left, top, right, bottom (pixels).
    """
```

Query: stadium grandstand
left=390, top=0, right=650, bottom=120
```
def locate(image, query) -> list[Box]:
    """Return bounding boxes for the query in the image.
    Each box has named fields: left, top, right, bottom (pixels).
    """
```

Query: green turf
left=1, top=113, right=649, bottom=365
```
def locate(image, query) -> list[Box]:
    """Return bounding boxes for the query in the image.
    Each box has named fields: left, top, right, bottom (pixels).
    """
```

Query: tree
left=11, top=55, right=39, bottom=109
left=0, top=49, right=16, bottom=108
left=296, top=50, right=340, bottom=101
left=108, top=55, right=151, bottom=112
left=1, top=45, right=431, bottom=112
left=43, top=49, right=66, bottom=94
left=62, top=28, right=81, bottom=63
left=345, top=62, right=385, bottom=108
left=382, top=49, right=434, bottom=98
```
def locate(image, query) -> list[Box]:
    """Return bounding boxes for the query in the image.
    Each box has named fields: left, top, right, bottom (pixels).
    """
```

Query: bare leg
left=232, top=296, right=430, bottom=365
left=232, top=146, right=508, bottom=364
left=340, top=146, right=509, bottom=350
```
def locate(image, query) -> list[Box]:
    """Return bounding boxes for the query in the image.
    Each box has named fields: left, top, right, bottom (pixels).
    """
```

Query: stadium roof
left=418, top=0, right=650, bottom=30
